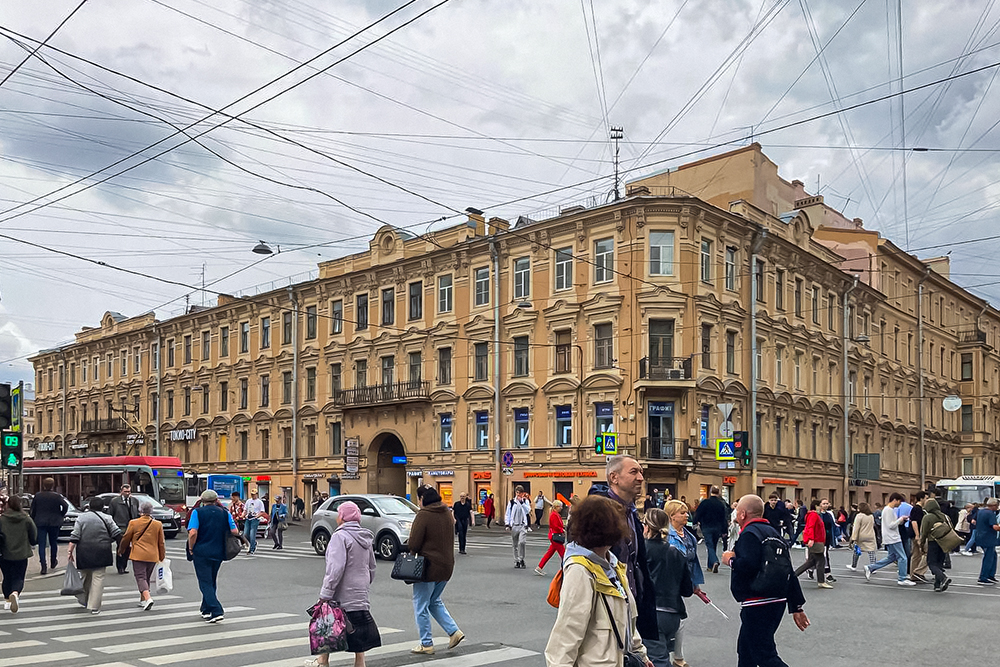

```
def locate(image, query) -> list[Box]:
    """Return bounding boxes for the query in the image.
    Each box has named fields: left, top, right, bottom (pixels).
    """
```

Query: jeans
left=193, top=558, right=224, bottom=618
left=244, top=518, right=260, bottom=552
left=703, top=527, right=722, bottom=568
left=979, top=545, right=998, bottom=582
left=737, top=603, right=789, bottom=667
left=0, top=559, right=27, bottom=598
left=534, top=508, right=544, bottom=527
left=411, top=580, right=458, bottom=646
left=511, top=527, right=526, bottom=563
left=456, top=519, right=469, bottom=553
left=869, top=541, right=908, bottom=581
left=966, top=532, right=978, bottom=553
left=271, top=524, right=284, bottom=548
left=37, top=525, right=60, bottom=567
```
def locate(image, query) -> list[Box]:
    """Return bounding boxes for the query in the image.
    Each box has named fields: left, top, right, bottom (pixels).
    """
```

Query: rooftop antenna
left=201, top=263, right=206, bottom=307
left=611, top=125, right=624, bottom=201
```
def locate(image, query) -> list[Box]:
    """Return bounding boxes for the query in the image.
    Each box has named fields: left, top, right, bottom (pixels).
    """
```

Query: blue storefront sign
left=596, top=403, right=614, bottom=417
left=391, top=456, right=407, bottom=465
left=556, top=405, right=572, bottom=420
left=648, top=401, right=674, bottom=416
left=514, top=408, right=529, bottom=421
left=475, top=412, right=490, bottom=425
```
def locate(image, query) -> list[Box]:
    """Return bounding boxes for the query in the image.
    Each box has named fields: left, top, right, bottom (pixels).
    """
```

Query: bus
left=19, top=456, right=188, bottom=513
left=184, top=473, right=249, bottom=506
left=935, top=476, right=1000, bottom=507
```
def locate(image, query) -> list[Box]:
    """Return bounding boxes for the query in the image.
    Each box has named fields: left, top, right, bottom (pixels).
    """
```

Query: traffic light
left=734, top=431, right=752, bottom=467
left=595, top=434, right=604, bottom=454
left=1, top=432, right=22, bottom=470
left=0, top=383, right=10, bottom=431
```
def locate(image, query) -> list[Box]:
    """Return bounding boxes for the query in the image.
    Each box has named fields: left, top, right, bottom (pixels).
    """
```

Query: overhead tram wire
left=0, top=0, right=89, bottom=90
left=0, top=0, right=450, bottom=225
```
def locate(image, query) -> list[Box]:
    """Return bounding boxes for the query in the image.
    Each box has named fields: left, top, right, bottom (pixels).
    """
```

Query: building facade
left=30, top=145, right=1000, bottom=513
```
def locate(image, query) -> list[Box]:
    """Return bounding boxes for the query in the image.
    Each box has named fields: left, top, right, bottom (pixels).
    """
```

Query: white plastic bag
left=155, top=559, right=173, bottom=593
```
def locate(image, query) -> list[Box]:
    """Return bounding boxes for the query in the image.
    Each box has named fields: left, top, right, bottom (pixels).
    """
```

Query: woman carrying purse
left=534, top=500, right=565, bottom=576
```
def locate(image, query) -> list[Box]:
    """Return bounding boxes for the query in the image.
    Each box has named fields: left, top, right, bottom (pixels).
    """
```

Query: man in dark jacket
left=723, top=494, right=809, bottom=667
left=29, top=477, right=68, bottom=574
left=694, top=485, right=729, bottom=573
left=793, top=500, right=808, bottom=548
left=599, top=456, right=659, bottom=653
left=187, top=490, right=240, bottom=623
left=452, top=492, right=473, bottom=555
left=763, top=494, right=793, bottom=539
left=107, top=484, right=140, bottom=574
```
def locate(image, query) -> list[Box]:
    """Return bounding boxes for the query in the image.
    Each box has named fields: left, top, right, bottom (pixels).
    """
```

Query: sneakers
left=817, top=582, right=834, bottom=589
left=534, top=567, right=545, bottom=576
left=910, top=574, right=930, bottom=584
left=303, top=658, right=324, bottom=667
left=826, top=575, right=837, bottom=583
left=936, top=578, right=952, bottom=593
left=206, top=615, right=224, bottom=623
left=201, top=612, right=213, bottom=619
left=807, top=570, right=814, bottom=580
left=40, top=564, right=47, bottom=575
left=897, top=579, right=916, bottom=586
left=526, top=528, right=532, bottom=533
left=863, top=565, right=872, bottom=581
left=976, top=580, right=995, bottom=586
left=411, top=644, right=435, bottom=655
left=8, top=592, right=17, bottom=614
left=91, top=609, right=101, bottom=615
left=448, top=629, right=465, bottom=649
left=846, top=565, right=857, bottom=571
left=142, top=598, right=155, bottom=611
left=711, top=563, right=720, bottom=574
left=3, top=600, right=9, bottom=612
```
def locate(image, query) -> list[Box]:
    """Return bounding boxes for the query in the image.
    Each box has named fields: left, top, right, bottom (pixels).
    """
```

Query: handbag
left=552, top=533, right=566, bottom=544
left=224, top=531, right=244, bottom=561
left=600, top=593, right=646, bottom=667
left=930, top=521, right=964, bottom=553
left=308, top=600, right=351, bottom=654
left=390, top=552, right=426, bottom=583
left=155, top=559, right=173, bottom=593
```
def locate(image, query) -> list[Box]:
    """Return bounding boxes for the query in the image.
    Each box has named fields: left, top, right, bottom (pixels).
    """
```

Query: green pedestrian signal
left=595, top=434, right=604, bottom=454
left=1, top=432, right=22, bottom=471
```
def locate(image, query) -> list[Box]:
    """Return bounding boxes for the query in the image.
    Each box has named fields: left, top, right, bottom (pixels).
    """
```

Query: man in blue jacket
left=187, top=490, right=240, bottom=623
left=723, top=495, right=809, bottom=667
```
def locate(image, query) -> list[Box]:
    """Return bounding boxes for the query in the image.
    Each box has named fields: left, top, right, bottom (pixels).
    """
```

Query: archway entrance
left=367, top=433, right=407, bottom=496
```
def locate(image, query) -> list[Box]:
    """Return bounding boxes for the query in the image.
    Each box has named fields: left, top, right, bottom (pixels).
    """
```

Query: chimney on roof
left=465, top=207, right=486, bottom=236
left=852, top=218, right=864, bottom=229
left=488, top=216, right=510, bottom=234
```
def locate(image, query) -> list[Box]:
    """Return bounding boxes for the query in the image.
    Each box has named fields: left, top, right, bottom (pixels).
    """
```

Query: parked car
left=59, top=499, right=81, bottom=540
left=87, top=493, right=182, bottom=539
left=311, top=494, right=417, bottom=560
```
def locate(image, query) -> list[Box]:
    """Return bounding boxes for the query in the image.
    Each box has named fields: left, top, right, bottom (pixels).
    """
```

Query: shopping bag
left=155, top=559, right=173, bottom=593
left=308, top=600, right=350, bottom=654
left=60, top=561, right=85, bottom=596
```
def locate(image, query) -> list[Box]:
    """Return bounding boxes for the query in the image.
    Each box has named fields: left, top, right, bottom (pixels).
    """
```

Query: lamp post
left=841, top=276, right=869, bottom=506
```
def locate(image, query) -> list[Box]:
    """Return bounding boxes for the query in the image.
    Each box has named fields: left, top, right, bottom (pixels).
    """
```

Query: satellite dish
left=942, top=395, right=962, bottom=413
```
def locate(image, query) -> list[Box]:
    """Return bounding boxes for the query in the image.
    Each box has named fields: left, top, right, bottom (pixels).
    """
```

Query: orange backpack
left=546, top=569, right=563, bottom=608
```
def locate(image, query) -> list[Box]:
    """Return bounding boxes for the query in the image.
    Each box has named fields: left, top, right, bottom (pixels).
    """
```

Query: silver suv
left=311, top=494, right=418, bottom=560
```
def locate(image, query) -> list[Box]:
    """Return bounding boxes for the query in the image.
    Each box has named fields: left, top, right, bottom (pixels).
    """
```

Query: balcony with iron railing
left=79, top=418, right=129, bottom=434
left=332, top=380, right=430, bottom=409
left=957, top=328, right=989, bottom=347
left=638, top=356, right=693, bottom=382
left=639, top=437, right=689, bottom=462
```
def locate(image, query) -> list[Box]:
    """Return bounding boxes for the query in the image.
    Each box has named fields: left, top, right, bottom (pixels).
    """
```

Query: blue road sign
left=715, top=438, right=735, bottom=460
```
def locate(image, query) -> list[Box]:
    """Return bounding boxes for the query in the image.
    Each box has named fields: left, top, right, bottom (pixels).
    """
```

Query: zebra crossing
left=1, top=583, right=542, bottom=667
left=161, top=541, right=323, bottom=562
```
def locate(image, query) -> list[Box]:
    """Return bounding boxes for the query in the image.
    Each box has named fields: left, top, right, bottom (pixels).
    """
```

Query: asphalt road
left=1, top=524, right=996, bottom=667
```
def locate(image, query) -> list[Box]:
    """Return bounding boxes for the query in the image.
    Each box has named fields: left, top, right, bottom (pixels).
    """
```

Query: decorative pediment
left=581, top=372, right=623, bottom=390
left=193, top=418, right=211, bottom=428
left=722, top=378, right=749, bottom=396
left=251, top=410, right=272, bottom=422
left=501, top=380, right=538, bottom=397
left=273, top=408, right=293, bottom=420
left=542, top=377, right=580, bottom=394
left=463, top=385, right=496, bottom=401
left=430, top=389, right=458, bottom=403
left=298, top=405, right=318, bottom=417
left=696, top=376, right=725, bottom=392
left=211, top=415, right=230, bottom=427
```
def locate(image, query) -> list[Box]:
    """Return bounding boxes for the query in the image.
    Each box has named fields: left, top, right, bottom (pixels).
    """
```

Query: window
left=331, top=300, right=343, bottom=334
left=184, top=387, right=191, bottom=416
left=439, top=414, right=453, bottom=451
left=474, top=267, right=490, bottom=306
left=438, top=275, right=453, bottom=313
left=151, top=343, right=159, bottom=371
left=306, top=425, right=316, bottom=457
left=962, top=404, right=973, bottom=432
left=260, top=317, right=270, bottom=349
left=330, top=422, right=342, bottom=456
left=69, top=363, right=75, bottom=386
left=475, top=412, right=490, bottom=450
left=595, top=238, right=614, bottom=282
left=794, top=420, right=801, bottom=457
left=82, top=360, right=88, bottom=383
left=848, top=371, right=856, bottom=404
left=261, top=429, right=270, bottom=459
left=107, top=353, right=113, bottom=377
left=794, top=278, right=803, bottom=317
left=513, top=336, right=529, bottom=376
left=649, top=232, right=674, bottom=276
left=474, top=343, right=489, bottom=381
left=356, top=359, right=368, bottom=387
left=220, top=327, right=229, bottom=357
left=283, top=311, right=293, bottom=344
left=356, top=294, right=368, bottom=330
left=726, top=332, right=736, bottom=374
left=755, top=342, right=762, bottom=380
left=794, top=351, right=802, bottom=389
left=701, top=324, right=712, bottom=369
left=700, top=239, right=712, bottom=283
left=240, top=322, right=249, bottom=353
left=595, top=402, right=614, bottom=435
left=201, top=385, right=209, bottom=413
left=724, top=247, right=737, bottom=291
left=594, top=324, right=613, bottom=369
left=961, top=353, right=973, bottom=381
left=260, top=375, right=269, bottom=407
left=283, top=428, right=291, bottom=458
left=811, top=424, right=818, bottom=458
left=555, top=405, right=572, bottom=447
left=201, top=331, right=210, bottom=360
left=408, top=282, right=423, bottom=320
left=963, top=457, right=974, bottom=475
left=776, top=346, right=784, bottom=384
left=220, top=382, right=228, bottom=411
left=150, top=393, right=157, bottom=421
left=306, top=367, right=316, bottom=401
left=381, top=356, right=395, bottom=385
left=134, top=347, right=140, bottom=373
left=555, top=330, right=571, bottom=373
left=240, top=432, right=248, bottom=460
left=775, top=270, right=784, bottom=310
left=166, top=390, right=174, bottom=419
left=306, top=305, right=317, bottom=339
left=513, top=258, right=530, bottom=299
left=438, top=348, right=452, bottom=384
left=330, top=363, right=342, bottom=392
left=775, top=416, right=783, bottom=455
left=121, top=351, right=127, bottom=376
left=514, top=407, right=530, bottom=448
left=754, top=260, right=765, bottom=301
left=381, top=288, right=395, bottom=325
left=239, top=379, right=248, bottom=409
left=555, top=247, right=573, bottom=291
left=828, top=293, right=836, bottom=330
left=179, top=336, right=190, bottom=365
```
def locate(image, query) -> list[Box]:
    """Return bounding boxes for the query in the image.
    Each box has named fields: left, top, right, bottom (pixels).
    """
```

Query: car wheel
left=377, top=533, right=400, bottom=560
left=165, top=531, right=179, bottom=540
left=312, top=528, right=331, bottom=555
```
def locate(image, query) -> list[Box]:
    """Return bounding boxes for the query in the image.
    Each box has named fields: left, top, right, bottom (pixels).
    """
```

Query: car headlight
left=397, top=520, right=412, bottom=531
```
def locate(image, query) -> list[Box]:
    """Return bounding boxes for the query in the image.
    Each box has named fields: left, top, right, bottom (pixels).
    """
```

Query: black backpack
left=746, top=523, right=793, bottom=597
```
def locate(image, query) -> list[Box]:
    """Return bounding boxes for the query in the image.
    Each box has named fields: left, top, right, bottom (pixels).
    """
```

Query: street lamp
left=843, top=277, right=862, bottom=506
left=252, top=241, right=274, bottom=255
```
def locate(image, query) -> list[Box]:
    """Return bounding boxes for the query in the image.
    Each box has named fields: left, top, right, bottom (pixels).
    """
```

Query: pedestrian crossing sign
left=715, top=438, right=735, bottom=461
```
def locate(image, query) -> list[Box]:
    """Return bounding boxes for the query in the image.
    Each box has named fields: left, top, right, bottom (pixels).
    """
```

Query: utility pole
left=843, top=276, right=859, bottom=506
left=749, top=229, right=767, bottom=492
left=289, top=288, right=300, bottom=500
left=917, top=267, right=930, bottom=490
left=490, top=238, right=503, bottom=519
left=611, top=126, right=624, bottom=201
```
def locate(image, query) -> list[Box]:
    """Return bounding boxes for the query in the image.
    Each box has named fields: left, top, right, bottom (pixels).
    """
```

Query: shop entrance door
left=437, top=481, right=453, bottom=506
left=647, top=402, right=675, bottom=459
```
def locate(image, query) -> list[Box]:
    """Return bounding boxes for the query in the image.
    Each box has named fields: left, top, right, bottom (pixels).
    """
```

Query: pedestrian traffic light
left=734, top=431, right=751, bottom=467
left=0, top=383, right=10, bottom=431
left=1, top=432, right=21, bottom=471
left=595, top=434, right=604, bottom=454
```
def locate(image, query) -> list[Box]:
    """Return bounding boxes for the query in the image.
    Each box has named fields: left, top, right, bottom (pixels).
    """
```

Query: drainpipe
left=155, top=328, right=162, bottom=456
left=917, top=267, right=930, bottom=490
left=491, top=238, right=503, bottom=520
left=843, top=275, right=859, bottom=506
left=61, top=352, right=67, bottom=457
left=749, top=229, right=767, bottom=492
left=289, top=288, right=299, bottom=498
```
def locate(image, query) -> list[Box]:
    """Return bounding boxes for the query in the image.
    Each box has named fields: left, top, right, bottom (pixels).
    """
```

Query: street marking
left=98, top=622, right=304, bottom=654
left=18, top=590, right=143, bottom=605
left=24, top=606, right=254, bottom=634
left=18, top=602, right=201, bottom=628
left=243, top=636, right=442, bottom=667
left=17, top=587, right=123, bottom=597
left=0, top=641, right=45, bottom=651
left=394, top=647, right=539, bottom=667
left=163, top=547, right=296, bottom=561
left=14, top=595, right=181, bottom=614
left=54, top=612, right=294, bottom=642
left=142, top=638, right=306, bottom=664
left=0, top=652, right=87, bottom=667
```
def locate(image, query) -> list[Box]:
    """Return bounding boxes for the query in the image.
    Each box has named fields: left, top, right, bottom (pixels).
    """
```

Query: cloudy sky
left=2, top=0, right=1000, bottom=386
